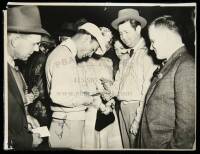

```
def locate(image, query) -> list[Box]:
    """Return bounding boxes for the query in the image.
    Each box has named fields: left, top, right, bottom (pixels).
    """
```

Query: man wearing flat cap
left=45, top=22, right=113, bottom=149
left=101, top=8, right=157, bottom=148
left=6, top=5, right=50, bottom=150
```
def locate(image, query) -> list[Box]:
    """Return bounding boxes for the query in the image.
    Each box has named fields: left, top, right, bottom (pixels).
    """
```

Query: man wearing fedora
left=45, top=22, right=113, bottom=149
left=101, top=8, right=157, bottom=148
left=7, top=6, right=50, bottom=150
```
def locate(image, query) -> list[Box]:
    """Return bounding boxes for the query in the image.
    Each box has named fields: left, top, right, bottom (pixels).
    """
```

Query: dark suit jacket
left=140, top=46, right=195, bottom=149
left=8, top=64, right=33, bottom=150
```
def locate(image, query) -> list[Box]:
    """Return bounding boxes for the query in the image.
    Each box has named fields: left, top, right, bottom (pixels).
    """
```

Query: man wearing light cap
left=101, top=8, right=157, bottom=148
left=45, top=22, right=112, bottom=149
left=6, top=5, right=50, bottom=150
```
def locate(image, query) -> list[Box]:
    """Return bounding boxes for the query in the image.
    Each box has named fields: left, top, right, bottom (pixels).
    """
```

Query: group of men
left=6, top=5, right=195, bottom=150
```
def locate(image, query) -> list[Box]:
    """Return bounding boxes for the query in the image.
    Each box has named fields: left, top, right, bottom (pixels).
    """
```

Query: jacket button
left=157, top=73, right=163, bottom=79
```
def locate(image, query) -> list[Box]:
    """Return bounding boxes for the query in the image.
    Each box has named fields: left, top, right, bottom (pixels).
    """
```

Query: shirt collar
left=128, top=37, right=146, bottom=54
left=7, top=55, right=18, bottom=70
left=60, top=38, right=77, bottom=57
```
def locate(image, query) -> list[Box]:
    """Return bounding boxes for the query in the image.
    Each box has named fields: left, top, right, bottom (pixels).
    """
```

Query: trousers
left=119, top=101, right=140, bottom=148
left=49, top=118, right=84, bottom=149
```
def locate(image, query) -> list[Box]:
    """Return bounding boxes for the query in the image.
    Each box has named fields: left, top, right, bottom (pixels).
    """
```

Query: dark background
left=6, top=4, right=195, bottom=54
left=37, top=5, right=195, bottom=58
left=38, top=5, right=195, bottom=56
left=38, top=5, right=195, bottom=37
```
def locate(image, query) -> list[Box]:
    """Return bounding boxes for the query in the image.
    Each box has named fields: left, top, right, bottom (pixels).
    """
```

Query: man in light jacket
left=46, top=22, right=112, bottom=149
left=101, top=8, right=157, bottom=148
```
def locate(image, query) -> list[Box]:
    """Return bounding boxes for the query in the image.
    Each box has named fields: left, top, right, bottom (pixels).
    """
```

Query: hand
left=32, top=86, right=40, bottom=100
left=101, top=90, right=113, bottom=101
left=129, top=120, right=140, bottom=136
left=27, top=115, right=40, bottom=130
left=100, top=78, right=113, bottom=85
left=82, top=95, right=93, bottom=106
left=32, top=133, right=43, bottom=148
left=91, top=96, right=101, bottom=109
left=25, top=93, right=34, bottom=105
left=105, top=99, right=115, bottom=111
left=99, top=103, right=106, bottom=112
left=100, top=78, right=113, bottom=93
left=102, top=106, right=112, bottom=115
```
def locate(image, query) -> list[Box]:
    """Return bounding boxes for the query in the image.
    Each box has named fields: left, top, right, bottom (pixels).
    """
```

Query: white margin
left=7, top=2, right=196, bottom=7
left=3, top=2, right=197, bottom=151
left=4, top=10, right=9, bottom=150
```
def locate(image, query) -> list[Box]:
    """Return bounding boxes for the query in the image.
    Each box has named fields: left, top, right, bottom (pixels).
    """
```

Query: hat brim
left=111, top=15, right=147, bottom=30
left=78, top=23, right=106, bottom=55
left=8, top=26, right=50, bottom=36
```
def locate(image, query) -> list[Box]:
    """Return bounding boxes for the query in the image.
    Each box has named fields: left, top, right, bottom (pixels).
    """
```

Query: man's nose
left=150, top=43, right=154, bottom=50
left=88, top=53, right=93, bottom=57
left=120, top=35, right=124, bottom=42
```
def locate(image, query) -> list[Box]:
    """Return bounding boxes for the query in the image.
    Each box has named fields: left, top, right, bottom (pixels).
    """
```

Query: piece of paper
left=32, top=126, right=50, bottom=137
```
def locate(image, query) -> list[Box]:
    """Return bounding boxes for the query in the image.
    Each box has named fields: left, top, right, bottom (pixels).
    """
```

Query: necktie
left=152, top=59, right=167, bottom=79
left=129, top=49, right=134, bottom=57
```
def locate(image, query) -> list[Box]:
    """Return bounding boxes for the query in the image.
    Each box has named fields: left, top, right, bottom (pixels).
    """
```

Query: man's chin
left=22, top=57, right=29, bottom=61
left=76, top=55, right=90, bottom=63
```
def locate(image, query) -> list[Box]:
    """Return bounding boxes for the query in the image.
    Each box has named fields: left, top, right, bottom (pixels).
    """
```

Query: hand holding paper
left=32, top=126, right=50, bottom=138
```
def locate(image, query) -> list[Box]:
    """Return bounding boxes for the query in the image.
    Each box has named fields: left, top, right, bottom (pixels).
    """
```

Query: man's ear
left=79, top=33, right=91, bottom=44
left=85, top=34, right=92, bottom=42
left=136, top=25, right=142, bottom=34
left=11, top=35, right=20, bottom=48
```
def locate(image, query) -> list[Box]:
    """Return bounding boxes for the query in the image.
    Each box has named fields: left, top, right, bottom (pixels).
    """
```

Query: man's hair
left=118, top=19, right=141, bottom=29
left=149, top=15, right=181, bottom=35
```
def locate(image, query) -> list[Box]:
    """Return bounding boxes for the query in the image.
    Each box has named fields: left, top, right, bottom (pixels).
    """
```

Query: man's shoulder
left=46, top=45, right=73, bottom=63
left=180, top=50, right=195, bottom=64
left=174, top=51, right=195, bottom=77
left=174, top=50, right=195, bottom=70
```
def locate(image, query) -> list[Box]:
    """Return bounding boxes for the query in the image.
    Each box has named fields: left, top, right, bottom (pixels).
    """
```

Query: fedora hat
left=111, top=8, right=147, bottom=30
left=7, top=6, right=50, bottom=36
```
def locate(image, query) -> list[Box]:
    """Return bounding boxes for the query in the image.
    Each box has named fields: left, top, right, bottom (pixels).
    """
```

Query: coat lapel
left=145, top=46, right=187, bottom=104
left=8, top=64, right=26, bottom=113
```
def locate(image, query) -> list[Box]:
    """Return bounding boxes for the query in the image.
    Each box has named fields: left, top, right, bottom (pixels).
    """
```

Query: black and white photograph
left=3, top=2, right=196, bottom=150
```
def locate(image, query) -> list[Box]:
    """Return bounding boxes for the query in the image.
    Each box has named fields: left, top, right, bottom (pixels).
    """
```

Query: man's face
left=77, top=34, right=99, bottom=59
left=14, top=34, right=41, bottom=61
left=148, top=25, right=170, bottom=60
left=118, top=21, right=140, bottom=48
